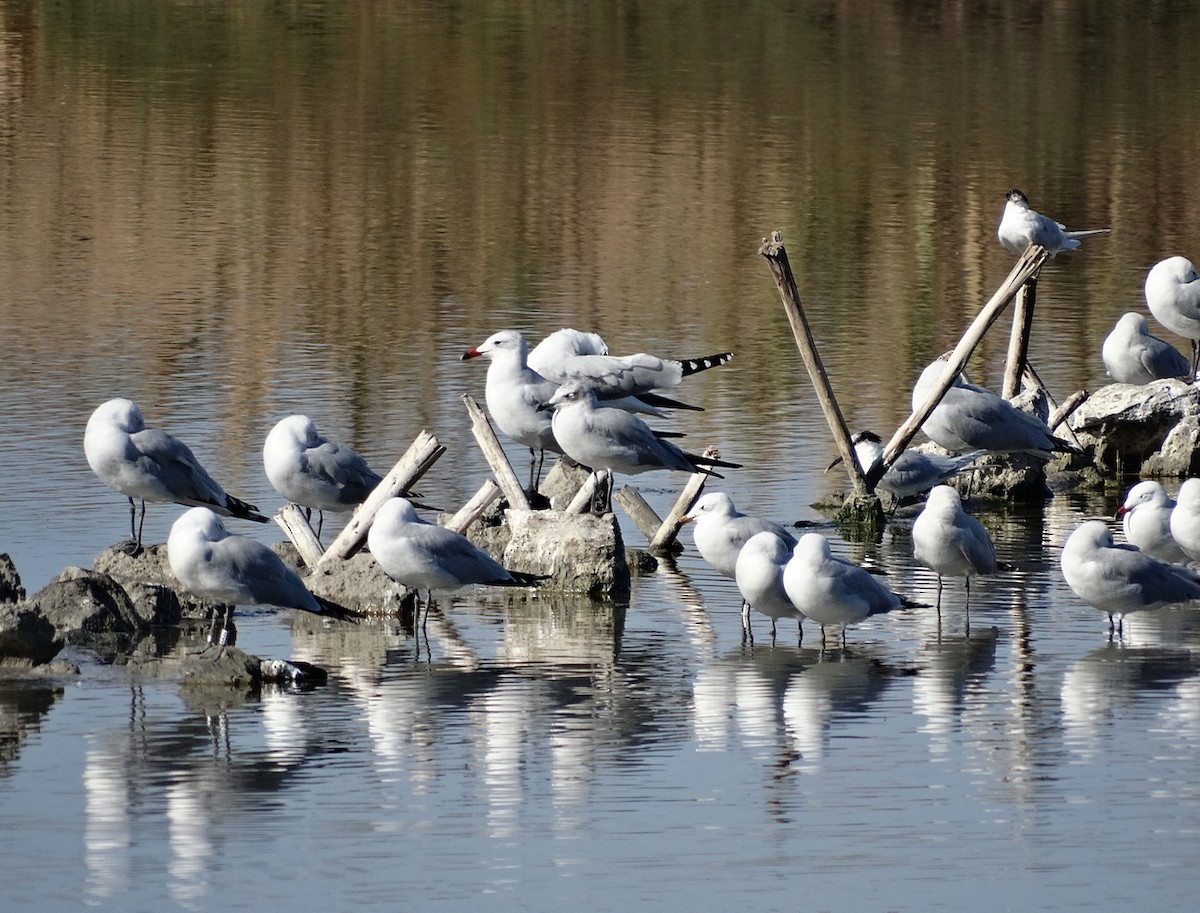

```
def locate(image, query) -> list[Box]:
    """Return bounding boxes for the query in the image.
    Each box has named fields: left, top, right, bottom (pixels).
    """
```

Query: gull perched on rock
left=997, top=188, right=1109, bottom=257
left=1101, top=312, right=1191, bottom=385
left=85, top=397, right=266, bottom=548
left=827, top=430, right=984, bottom=502
left=734, top=530, right=804, bottom=641
left=540, top=381, right=739, bottom=504
left=1117, top=479, right=1189, bottom=564
left=782, top=533, right=904, bottom=647
left=1169, top=478, right=1200, bottom=563
left=263, top=414, right=389, bottom=536
left=912, top=485, right=998, bottom=624
left=1060, top=519, right=1200, bottom=637
left=911, top=356, right=1080, bottom=459
left=168, top=507, right=358, bottom=643
left=1144, top=256, right=1200, bottom=380
left=367, top=497, right=543, bottom=610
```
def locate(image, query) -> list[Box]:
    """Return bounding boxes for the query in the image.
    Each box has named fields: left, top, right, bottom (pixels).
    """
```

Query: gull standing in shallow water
left=1117, top=480, right=1189, bottom=564
left=168, top=507, right=358, bottom=646
left=1144, top=256, right=1200, bottom=381
left=996, top=188, right=1109, bottom=257
left=1101, top=312, right=1191, bottom=385
left=911, top=356, right=1080, bottom=458
left=782, top=533, right=904, bottom=647
left=734, top=531, right=804, bottom=642
left=1060, top=519, right=1200, bottom=637
left=367, top=497, right=543, bottom=612
left=263, top=414, right=389, bottom=537
left=540, top=381, right=740, bottom=505
left=827, top=430, right=984, bottom=503
left=1169, top=478, right=1200, bottom=563
left=85, top=397, right=266, bottom=548
left=912, top=485, right=998, bottom=627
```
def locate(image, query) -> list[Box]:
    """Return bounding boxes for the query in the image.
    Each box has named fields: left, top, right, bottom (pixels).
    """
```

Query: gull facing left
left=1117, top=480, right=1189, bottom=564
left=912, top=485, right=998, bottom=620
left=1101, top=312, right=1190, bottom=385
left=85, top=397, right=267, bottom=548
left=734, top=530, right=804, bottom=641
left=997, top=188, right=1108, bottom=257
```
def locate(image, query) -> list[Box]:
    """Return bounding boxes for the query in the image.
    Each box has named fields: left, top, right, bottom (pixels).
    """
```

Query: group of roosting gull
left=79, top=190, right=1200, bottom=646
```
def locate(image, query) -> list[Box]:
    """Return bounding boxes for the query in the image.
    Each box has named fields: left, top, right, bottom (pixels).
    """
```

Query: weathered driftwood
left=760, top=231, right=867, bottom=498
left=461, top=394, right=531, bottom=511
left=317, top=430, right=445, bottom=566
left=274, top=504, right=325, bottom=568
left=876, top=244, right=1048, bottom=480
left=613, top=486, right=662, bottom=541
left=1002, top=278, right=1038, bottom=400
left=445, top=479, right=502, bottom=535
left=649, top=461, right=713, bottom=554
left=565, top=470, right=609, bottom=514
left=1049, top=389, right=1089, bottom=432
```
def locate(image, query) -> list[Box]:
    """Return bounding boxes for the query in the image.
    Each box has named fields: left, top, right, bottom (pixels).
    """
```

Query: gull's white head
left=171, top=506, right=229, bottom=541
left=89, top=397, right=145, bottom=434
left=682, top=491, right=736, bottom=525
left=544, top=380, right=596, bottom=411
left=462, top=329, right=528, bottom=363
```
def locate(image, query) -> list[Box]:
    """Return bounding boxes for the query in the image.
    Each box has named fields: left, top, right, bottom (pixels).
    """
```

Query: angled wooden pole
left=275, top=504, right=325, bottom=568
left=446, top=480, right=502, bottom=535
left=1002, top=278, right=1038, bottom=400
left=873, top=245, right=1048, bottom=483
left=759, top=231, right=867, bottom=497
left=649, top=451, right=717, bottom=554
left=614, top=486, right=663, bottom=541
left=462, top=394, right=531, bottom=511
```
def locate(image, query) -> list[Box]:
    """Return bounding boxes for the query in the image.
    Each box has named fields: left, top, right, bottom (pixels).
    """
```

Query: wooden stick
left=1002, top=278, right=1038, bottom=400
left=760, top=231, right=867, bottom=496
left=565, top=470, right=608, bottom=514
left=1022, top=361, right=1086, bottom=448
left=274, top=504, right=325, bottom=569
left=1049, top=389, right=1089, bottom=432
left=649, top=454, right=715, bottom=553
left=317, top=430, right=446, bottom=565
left=614, top=486, right=663, bottom=541
left=461, top=394, right=531, bottom=511
left=446, top=480, right=502, bottom=535
left=875, top=244, right=1049, bottom=480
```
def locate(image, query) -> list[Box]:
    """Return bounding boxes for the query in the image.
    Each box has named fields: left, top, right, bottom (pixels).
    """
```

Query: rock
left=0, top=555, right=25, bottom=604
left=540, top=458, right=592, bottom=509
left=92, top=543, right=220, bottom=621
left=178, top=645, right=261, bottom=688
left=1067, top=379, right=1200, bottom=477
left=293, top=547, right=414, bottom=616
left=31, top=572, right=145, bottom=641
left=503, top=509, right=631, bottom=599
left=0, top=604, right=63, bottom=665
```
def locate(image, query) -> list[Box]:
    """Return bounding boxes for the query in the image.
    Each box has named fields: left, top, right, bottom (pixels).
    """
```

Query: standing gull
left=997, top=188, right=1109, bottom=257
left=1101, top=312, right=1190, bottom=385
left=1169, top=478, right=1200, bottom=563
left=733, top=530, right=804, bottom=642
left=827, top=430, right=985, bottom=502
left=1060, top=519, right=1200, bottom=637
left=1144, top=256, right=1200, bottom=381
left=168, top=507, right=358, bottom=644
left=85, top=397, right=266, bottom=548
left=1117, top=479, right=1189, bottom=564
left=782, top=533, right=903, bottom=647
left=263, top=414, right=388, bottom=536
left=540, top=381, right=739, bottom=504
left=912, top=485, right=998, bottom=626
left=367, top=497, right=543, bottom=611
left=911, top=356, right=1079, bottom=458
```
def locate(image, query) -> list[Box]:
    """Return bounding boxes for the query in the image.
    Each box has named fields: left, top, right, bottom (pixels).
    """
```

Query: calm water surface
left=3, top=3, right=1200, bottom=910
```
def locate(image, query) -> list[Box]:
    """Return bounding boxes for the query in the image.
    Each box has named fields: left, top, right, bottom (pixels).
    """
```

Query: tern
left=997, top=188, right=1108, bottom=257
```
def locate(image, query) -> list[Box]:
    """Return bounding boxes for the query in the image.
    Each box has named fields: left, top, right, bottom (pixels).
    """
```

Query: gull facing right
left=996, top=188, right=1109, bottom=257
left=1144, top=255, right=1200, bottom=381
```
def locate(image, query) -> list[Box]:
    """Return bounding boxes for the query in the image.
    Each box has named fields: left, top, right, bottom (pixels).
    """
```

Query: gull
left=911, top=355, right=1080, bottom=458
left=529, top=326, right=733, bottom=412
left=1144, top=256, right=1200, bottom=380
left=1117, top=479, right=1189, bottom=564
left=1169, top=478, right=1200, bottom=562
left=782, top=533, right=903, bottom=647
left=263, top=414, right=388, bottom=536
left=911, top=485, right=998, bottom=625
left=1101, top=312, right=1191, bottom=385
left=461, top=330, right=565, bottom=490
left=681, top=492, right=797, bottom=578
left=826, top=430, right=985, bottom=502
left=997, top=188, right=1109, bottom=257
left=1059, top=519, right=1200, bottom=637
left=366, top=497, right=543, bottom=611
left=167, top=507, right=358, bottom=645
left=733, top=531, right=804, bottom=642
left=85, top=397, right=266, bottom=548
left=539, top=381, right=740, bottom=504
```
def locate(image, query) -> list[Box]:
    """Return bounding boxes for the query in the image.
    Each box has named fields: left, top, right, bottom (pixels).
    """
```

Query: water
left=3, top=2, right=1200, bottom=910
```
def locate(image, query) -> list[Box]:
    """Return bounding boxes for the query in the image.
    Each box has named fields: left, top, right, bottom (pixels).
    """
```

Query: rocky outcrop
left=1, top=555, right=25, bottom=604
left=503, top=509, right=631, bottom=600
left=1067, top=379, right=1200, bottom=477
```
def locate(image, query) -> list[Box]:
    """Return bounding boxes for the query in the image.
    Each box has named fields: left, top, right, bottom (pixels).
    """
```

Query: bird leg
left=964, top=577, right=971, bottom=637
left=797, top=619, right=804, bottom=645
left=1192, top=341, right=1200, bottom=383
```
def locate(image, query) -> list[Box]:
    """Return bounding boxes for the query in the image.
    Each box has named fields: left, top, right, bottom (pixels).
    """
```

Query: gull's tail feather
left=313, top=594, right=366, bottom=622
left=678, top=351, right=734, bottom=377
left=224, top=495, right=269, bottom=523
left=635, top=391, right=704, bottom=411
